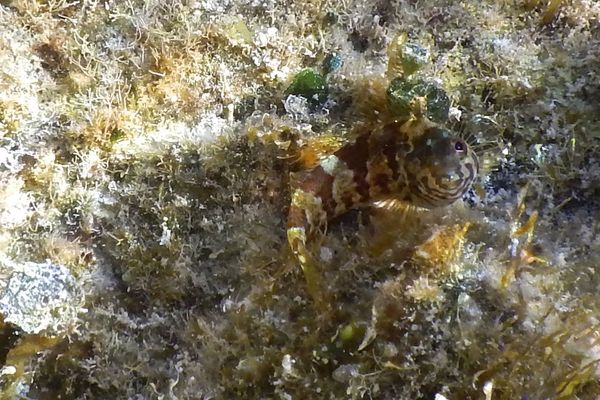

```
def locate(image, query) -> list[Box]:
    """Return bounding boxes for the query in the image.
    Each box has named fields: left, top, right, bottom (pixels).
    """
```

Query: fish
left=286, top=117, right=479, bottom=306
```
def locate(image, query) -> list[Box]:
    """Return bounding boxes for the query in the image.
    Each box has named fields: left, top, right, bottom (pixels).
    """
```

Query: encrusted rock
left=0, top=261, right=82, bottom=334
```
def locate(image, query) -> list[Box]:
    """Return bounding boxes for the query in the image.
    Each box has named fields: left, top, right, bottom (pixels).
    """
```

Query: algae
left=0, top=0, right=599, bottom=399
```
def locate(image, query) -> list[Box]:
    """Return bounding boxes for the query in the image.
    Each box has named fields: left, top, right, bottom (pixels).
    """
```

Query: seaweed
left=0, top=0, right=599, bottom=398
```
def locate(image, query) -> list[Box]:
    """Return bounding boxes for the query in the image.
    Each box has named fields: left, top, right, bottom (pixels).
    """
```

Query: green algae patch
left=285, top=68, right=328, bottom=106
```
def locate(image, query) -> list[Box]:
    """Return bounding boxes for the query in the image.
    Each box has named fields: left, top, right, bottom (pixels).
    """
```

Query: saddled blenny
left=286, top=117, right=479, bottom=309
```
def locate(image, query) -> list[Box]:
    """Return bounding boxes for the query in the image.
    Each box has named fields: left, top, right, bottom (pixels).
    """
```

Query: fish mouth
left=439, top=172, right=462, bottom=188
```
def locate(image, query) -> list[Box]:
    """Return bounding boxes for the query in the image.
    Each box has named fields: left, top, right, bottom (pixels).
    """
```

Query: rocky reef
left=0, top=0, right=599, bottom=398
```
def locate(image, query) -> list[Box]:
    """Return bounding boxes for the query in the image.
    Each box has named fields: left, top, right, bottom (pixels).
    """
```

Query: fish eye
left=454, top=141, right=465, bottom=152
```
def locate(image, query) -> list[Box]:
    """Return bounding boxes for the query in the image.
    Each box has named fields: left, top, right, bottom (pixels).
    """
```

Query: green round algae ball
left=387, top=77, right=450, bottom=123
left=285, top=68, right=328, bottom=106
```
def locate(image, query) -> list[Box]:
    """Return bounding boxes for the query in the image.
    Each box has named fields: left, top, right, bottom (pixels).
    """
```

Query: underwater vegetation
left=0, top=0, right=599, bottom=399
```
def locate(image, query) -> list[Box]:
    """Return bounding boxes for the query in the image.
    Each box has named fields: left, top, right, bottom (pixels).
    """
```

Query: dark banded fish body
left=287, top=119, right=478, bottom=269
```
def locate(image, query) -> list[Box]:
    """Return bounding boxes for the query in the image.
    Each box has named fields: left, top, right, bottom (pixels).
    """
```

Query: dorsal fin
left=292, top=133, right=347, bottom=170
